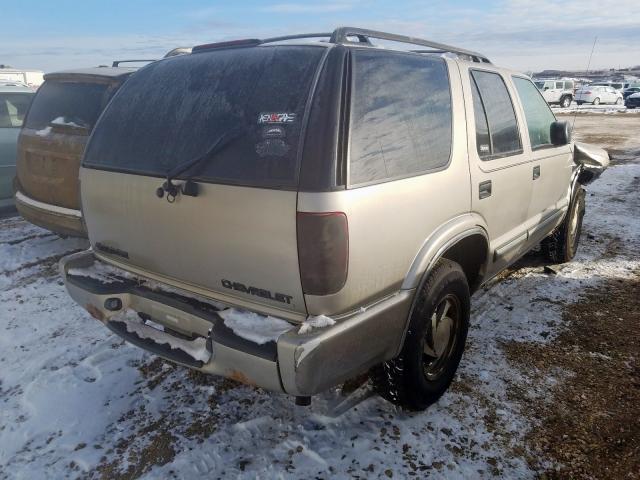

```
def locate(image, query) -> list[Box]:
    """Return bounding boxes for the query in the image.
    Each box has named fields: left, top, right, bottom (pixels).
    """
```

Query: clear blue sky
left=2, top=0, right=639, bottom=72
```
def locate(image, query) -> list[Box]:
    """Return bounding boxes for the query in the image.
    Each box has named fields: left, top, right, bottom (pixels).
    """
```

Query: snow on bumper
left=60, top=250, right=413, bottom=396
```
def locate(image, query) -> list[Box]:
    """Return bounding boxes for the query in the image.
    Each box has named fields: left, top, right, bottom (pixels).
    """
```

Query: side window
left=555, top=82, right=564, bottom=89
left=564, top=81, right=574, bottom=90
left=0, top=93, right=33, bottom=128
left=512, top=77, right=557, bottom=149
left=470, top=70, right=522, bottom=159
left=349, top=50, right=452, bottom=186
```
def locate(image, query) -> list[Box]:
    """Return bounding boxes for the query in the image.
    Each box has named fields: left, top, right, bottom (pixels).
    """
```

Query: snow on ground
left=551, top=101, right=640, bottom=115
left=1, top=138, right=639, bottom=479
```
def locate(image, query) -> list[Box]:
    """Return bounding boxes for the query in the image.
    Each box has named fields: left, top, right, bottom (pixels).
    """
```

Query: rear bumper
left=15, top=190, right=86, bottom=237
left=60, top=250, right=413, bottom=396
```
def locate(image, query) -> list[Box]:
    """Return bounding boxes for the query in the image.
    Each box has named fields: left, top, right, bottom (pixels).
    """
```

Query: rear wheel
left=371, top=259, right=470, bottom=411
left=560, top=95, right=572, bottom=108
left=615, top=97, right=623, bottom=105
left=542, top=186, right=586, bottom=263
left=593, top=97, right=601, bottom=105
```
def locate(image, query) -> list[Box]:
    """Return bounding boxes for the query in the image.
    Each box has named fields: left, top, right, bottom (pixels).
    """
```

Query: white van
left=0, top=67, right=44, bottom=89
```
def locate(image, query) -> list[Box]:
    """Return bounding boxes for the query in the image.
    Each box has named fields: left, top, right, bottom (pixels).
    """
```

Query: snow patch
left=298, top=314, right=336, bottom=334
left=217, top=309, right=292, bottom=345
left=117, top=309, right=211, bottom=363
left=67, top=261, right=136, bottom=283
left=34, top=126, right=51, bottom=136
left=51, top=116, right=84, bottom=128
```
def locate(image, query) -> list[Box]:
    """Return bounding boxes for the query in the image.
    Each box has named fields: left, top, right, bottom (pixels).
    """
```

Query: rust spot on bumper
left=85, top=304, right=105, bottom=321
left=228, top=370, right=255, bottom=387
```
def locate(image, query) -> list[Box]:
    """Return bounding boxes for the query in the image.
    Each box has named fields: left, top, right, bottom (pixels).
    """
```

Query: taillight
left=297, top=212, right=348, bottom=296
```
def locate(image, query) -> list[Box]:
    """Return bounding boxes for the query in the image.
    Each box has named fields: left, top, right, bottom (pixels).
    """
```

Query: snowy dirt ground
left=551, top=102, right=640, bottom=115
left=1, top=116, right=639, bottom=479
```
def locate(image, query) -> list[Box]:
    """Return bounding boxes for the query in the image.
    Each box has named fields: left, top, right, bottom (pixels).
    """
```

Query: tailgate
left=78, top=45, right=330, bottom=318
left=17, top=78, right=115, bottom=209
left=81, top=168, right=305, bottom=317
left=17, top=129, right=85, bottom=209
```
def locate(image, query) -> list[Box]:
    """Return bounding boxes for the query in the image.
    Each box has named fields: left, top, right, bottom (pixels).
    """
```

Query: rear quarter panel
left=298, top=58, right=472, bottom=316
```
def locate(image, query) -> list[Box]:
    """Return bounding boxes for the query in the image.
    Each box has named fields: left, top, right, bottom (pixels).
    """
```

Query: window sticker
left=258, top=112, right=296, bottom=124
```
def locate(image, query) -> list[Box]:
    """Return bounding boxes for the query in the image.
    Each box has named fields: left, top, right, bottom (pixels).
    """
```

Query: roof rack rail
left=331, top=27, right=490, bottom=63
left=191, top=26, right=490, bottom=63
left=111, top=59, right=156, bottom=68
left=261, top=32, right=372, bottom=45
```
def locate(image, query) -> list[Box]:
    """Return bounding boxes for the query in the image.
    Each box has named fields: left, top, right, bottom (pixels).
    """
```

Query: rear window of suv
left=24, top=81, right=110, bottom=131
left=83, top=45, right=326, bottom=189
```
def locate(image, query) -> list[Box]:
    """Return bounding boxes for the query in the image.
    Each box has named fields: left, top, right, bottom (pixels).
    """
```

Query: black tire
left=592, top=97, right=600, bottom=105
left=371, top=259, right=470, bottom=411
left=541, top=186, right=586, bottom=263
left=560, top=95, right=572, bottom=108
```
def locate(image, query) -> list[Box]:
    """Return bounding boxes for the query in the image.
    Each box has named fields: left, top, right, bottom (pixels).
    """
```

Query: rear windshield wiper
left=156, top=127, right=242, bottom=202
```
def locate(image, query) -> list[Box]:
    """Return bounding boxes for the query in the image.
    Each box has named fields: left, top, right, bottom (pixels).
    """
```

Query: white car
left=575, top=85, right=623, bottom=105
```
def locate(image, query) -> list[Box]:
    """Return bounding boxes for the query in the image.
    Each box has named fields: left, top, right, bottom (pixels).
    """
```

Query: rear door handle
left=479, top=180, right=492, bottom=199
left=533, top=165, right=540, bottom=180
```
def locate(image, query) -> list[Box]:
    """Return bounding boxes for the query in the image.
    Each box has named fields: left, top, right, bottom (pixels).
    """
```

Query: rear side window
left=470, top=70, right=521, bottom=159
left=349, top=50, right=452, bottom=186
left=24, top=81, right=110, bottom=130
left=84, top=46, right=326, bottom=189
left=0, top=93, right=33, bottom=128
left=512, top=77, right=557, bottom=149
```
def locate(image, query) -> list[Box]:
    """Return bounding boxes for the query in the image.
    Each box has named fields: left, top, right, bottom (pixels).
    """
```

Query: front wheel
left=371, top=259, right=470, bottom=411
left=542, top=186, right=586, bottom=263
left=616, top=97, right=623, bottom=105
left=593, top=97, right=601, bottom=105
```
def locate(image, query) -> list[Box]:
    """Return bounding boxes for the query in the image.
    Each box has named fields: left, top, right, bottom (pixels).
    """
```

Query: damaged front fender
left=573, top=142, right=610, bottom=185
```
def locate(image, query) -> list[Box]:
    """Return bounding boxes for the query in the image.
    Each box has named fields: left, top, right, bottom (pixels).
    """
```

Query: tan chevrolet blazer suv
left=59, top=28, right=609, bottom=410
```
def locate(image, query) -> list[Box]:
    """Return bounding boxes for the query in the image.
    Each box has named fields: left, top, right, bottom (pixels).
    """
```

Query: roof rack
left=111, top=59, right=156, bottom=68
left=330, top=27, right=490, bottom=63
left=192, top=26, right=490, bottom=63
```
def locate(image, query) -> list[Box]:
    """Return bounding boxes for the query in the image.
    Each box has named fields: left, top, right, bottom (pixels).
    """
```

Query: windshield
left=0, top=92, right=33, bottom=128
left=24, top=80, right=111, bottom=131
left=83, top=45, right=326, bottom=189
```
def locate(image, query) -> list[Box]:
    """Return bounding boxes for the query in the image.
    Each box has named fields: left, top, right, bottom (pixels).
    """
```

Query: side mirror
left=550, top=121, right=571, bottom=146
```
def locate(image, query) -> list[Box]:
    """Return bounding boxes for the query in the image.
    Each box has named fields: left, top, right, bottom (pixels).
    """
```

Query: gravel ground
left=0, top=115, right=638, bottom=479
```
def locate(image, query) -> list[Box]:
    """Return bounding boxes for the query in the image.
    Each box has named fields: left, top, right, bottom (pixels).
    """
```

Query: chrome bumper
left=60, top=250, right=413, bottom=396
left=15, top=190, right=86, bottom=237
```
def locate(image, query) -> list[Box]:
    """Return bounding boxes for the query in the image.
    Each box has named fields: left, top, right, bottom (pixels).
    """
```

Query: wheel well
left=441, top=234, right=489, bottom=293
